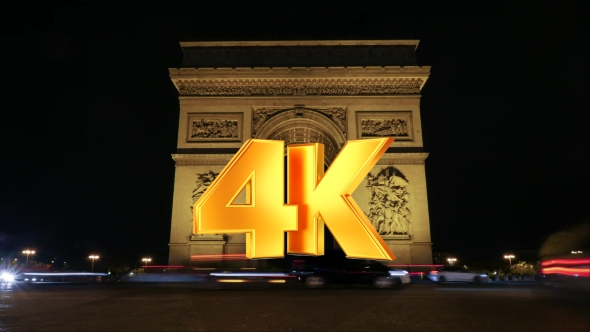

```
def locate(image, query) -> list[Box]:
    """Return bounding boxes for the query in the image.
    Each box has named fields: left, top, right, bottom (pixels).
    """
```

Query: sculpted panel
left=189, top=171, right=223, bottom=238
left=365, top=166, right=412, bottom=236
left=356, top=111, right=413, bottom=141
left=190, top=119, right=238, bottom=139
left=190, top=171, right=220, bottom=222
left=187, top=113, right=243, bottom=142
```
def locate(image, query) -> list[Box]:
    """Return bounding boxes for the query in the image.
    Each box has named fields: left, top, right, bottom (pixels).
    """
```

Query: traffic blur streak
left=541, top=258, right=590, bottom=267
left=19, top=272, right=109, bottom=283
left=210, top=271, right=296, bottom=285
left=541, top=258, right=590, bottom=266
left=387, top=264, right=444, bottom=279
left=540, top=257, right=590, bottom=295
left=1, top=271, right=110, bottom=286
left=133, top=257, right=430, bottom=286
left=541, top=258, right=590, bottom=277
left=542, top=267, right=590, bottom=277
left=123, top=264, right=297, bottom=284
left=191, top=254, right=249, bottom=261
left=124, top=254, right=253, bottom=283
left=123, top=266, right=210, bottom=283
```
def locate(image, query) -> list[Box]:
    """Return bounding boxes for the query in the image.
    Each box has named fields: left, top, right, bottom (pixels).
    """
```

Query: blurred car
left=292, top=256, right=410, bottom=289
left=11, top=272, right=111, bottom=284
left=1, top=271, right=15, bottom=283
left=428, top=266, right=490, bottom=284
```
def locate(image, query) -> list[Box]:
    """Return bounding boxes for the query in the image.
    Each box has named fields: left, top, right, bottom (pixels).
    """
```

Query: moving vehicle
left=292, top=255, right=410, bottom=289
left=1, top=271, right=15, bottom=283
left=540, top=257, right=590, bottom=293
left=428, top=266, right=490, bottom=284
left=538, top=222, right=589, bottom=295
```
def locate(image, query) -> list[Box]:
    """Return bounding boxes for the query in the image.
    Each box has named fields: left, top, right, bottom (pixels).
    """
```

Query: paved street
left=0, top=282, right=588, bottom=331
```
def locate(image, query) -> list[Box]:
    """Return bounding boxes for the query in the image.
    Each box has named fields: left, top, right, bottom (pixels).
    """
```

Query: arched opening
left=254, top=108, right=347, bottom=165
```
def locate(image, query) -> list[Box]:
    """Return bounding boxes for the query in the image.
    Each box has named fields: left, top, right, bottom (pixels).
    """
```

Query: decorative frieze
left=174, top=78, right=424, bottom=97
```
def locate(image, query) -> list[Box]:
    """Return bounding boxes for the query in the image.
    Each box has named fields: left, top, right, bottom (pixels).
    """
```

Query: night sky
left=2, top=3, right=588, bottom=268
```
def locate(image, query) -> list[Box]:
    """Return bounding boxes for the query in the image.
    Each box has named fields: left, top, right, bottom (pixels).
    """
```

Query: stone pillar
left=169, top=244, right=190, bottom=266
left=189, top=234, right=226, bottom=267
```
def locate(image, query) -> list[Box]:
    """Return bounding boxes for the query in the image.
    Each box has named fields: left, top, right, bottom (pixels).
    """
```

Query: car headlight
left=1, top=272, right=15, bottom=283
left=389, top=270, right=409, bottom=276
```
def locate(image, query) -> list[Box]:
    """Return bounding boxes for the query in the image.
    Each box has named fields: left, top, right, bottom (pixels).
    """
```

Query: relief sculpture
left=366, top=166, right=411, bottom=236
left=321, top=107, right=347, bottom=134
left=361, top=118, right=409, bottom=137
left=252, top=108, right=283, bottom=135
left=178, top=83, right=421, bottom=96
left=189, top=171, right=219, bottom=223
left=190, top=119, right=238, bottom=139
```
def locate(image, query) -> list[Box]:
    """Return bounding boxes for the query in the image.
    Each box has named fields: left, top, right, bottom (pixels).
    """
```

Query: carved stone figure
left=252, top=109, right=268, bottom=128
left=252, top=108, right=282, bottom=135
left=366, top=166, right=411, bottom=236
left=189, top=171, right=220, bottom=222
left=190, top=119, right=238, bottom=139
left=320, top=107, right=347, bottom=134
left=361, top=118, right=409, bottom=137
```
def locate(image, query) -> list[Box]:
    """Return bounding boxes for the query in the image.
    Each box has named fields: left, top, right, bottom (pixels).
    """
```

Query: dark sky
left=1, top=3, right=588, bottom=267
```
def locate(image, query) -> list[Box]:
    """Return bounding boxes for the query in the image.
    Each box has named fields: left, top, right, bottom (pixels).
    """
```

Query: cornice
left=170, top=67, right=430, bottom=97
left=377, top=152, right=429, bottom=165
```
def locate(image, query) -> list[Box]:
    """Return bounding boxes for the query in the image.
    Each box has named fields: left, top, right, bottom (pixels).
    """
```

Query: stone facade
left=168, top=40, right=433, bottom=266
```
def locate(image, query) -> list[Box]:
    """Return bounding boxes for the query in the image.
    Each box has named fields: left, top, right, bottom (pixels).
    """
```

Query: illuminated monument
left=168, top=40, right=433, bottom=266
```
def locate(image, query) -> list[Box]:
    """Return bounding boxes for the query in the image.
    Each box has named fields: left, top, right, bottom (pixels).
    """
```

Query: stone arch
left=254, top=108, right=347, bottom=165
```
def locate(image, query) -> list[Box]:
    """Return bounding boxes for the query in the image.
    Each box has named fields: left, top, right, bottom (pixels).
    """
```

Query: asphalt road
left=0, top=282, right=588, bottom=331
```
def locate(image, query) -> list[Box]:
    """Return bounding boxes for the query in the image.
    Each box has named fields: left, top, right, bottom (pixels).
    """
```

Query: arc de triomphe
left=168, top=40, right=433, bottom=266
